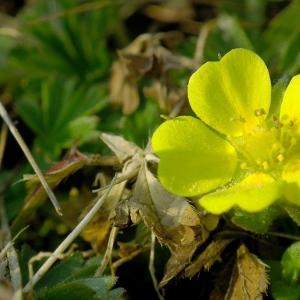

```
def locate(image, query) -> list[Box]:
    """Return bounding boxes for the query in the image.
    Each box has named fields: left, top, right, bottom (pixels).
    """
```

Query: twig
left=95, top=227, right=119, bottom=276
left=149, top=233, right=164, bottom=300
left=111, top=248, right=145, bottom=275
left=0, top=101, right=62, bottom=216
left=92, top=167, right=139, bottom=193
left=0, top=226, right=28, bottom=262
left=23, top=176, right=117, bottom=293
left=86, top=154, right=120, bottom=167
left=28, top=244, right=77, bottom=284
left=193, top=20, right=215, bottom=67
left=0, top=198, right=23, bottom=299
left=268, top=232, right=300, bottom=241
left=168, top=98, right=186, bottom=118
left=0, top=123, right=7, bottom=167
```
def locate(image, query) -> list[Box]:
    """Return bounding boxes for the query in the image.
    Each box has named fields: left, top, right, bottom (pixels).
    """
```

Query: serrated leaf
left=36, top=254, right=84, bottom=290
left=225, top=244, right=268, bottom=300
left=17, top=79, right=106, bottom=158
left=37, top=276, right=124, bottom=300
left=34, top=254, right=124, bottom=300
left=184, top=239, right=233, bottom=278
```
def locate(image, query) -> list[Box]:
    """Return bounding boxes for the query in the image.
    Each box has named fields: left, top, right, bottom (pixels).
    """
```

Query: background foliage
left=1, top=0, right=300, bottom=299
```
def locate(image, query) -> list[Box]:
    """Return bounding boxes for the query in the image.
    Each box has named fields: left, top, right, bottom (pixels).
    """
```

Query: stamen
left=262, top=161, right=269, bottom=170
left=277, top=154, right=284, bottom=162
left=254, top=108, right=266, bottom=117
left=272, top=115, right=283, bottom=129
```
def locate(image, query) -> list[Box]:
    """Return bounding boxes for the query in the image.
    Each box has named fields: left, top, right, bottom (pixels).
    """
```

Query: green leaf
left=268, top=260, right=300, bottom=300
left=16, top=79, right=106, bottom=158
left=37, top=277, right=124, bottom=300
left=36, top=254, right=84, bottom=290
left=284, top=206, right=300, bottom=226
left=11, top=0, right=116, bottom=84
left=281, top=241, right=300, bottom=283
left=263, top=0, right=300, bottom=74
left=217, top=14, right=254, bottom=50
left=231, top=205, right=281, bottom=233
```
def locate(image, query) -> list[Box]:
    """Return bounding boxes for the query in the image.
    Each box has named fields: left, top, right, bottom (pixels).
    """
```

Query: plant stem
left=0, top=198, right=23, bottom=299
left=0, top=101, right=62, bottom=215
left=23, top=176, right=117, bottom=293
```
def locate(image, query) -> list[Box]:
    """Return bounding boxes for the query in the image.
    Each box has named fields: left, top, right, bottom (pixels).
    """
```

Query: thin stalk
left=0, top=124, right=8, bottom=167
left=0, top=198, right=23, bottom=299
left=149, top=233, right=164, bottom=300
left=23, top=176, right=117, bottom=293
left=0, top=102, right=62, bottom=215
left=95, top=227, right=119, bottom=276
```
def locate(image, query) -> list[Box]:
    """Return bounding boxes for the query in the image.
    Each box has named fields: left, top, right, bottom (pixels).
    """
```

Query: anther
left=277, top=154, right=284, bottom=162
left=272, top=115, right=283, bottom=129
left=262, top=161, right=269, bottom=170
left=255, top=108, right=266, bottom=117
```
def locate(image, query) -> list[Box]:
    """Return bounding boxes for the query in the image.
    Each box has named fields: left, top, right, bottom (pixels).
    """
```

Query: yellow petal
left=188, top=48, right=271, bottom=136
left=151, top=116, right=237, bottom=196
left=282, top=156, right=300, bottom=206
left=280, top=75, right=300, bottom=132
left=198, top=173, right=282, bottom=214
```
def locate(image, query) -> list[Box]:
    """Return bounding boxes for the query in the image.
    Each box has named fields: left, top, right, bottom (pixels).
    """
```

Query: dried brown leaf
left=143, top=3, right=194, bottom=23
left=109, top=32, right=192, bottom=114
left=185, top=239, right=233, bottom=279
left=12, top=149, right=88, bottom=233
left=126, top=161, right=208, bottom=286
left=81, top=180, right=127, bottom=252
left=110, top=62, right=140, bottom=115
left=143, top=81, right=186, bottom=113
left=100, top=133, right=141, bottom=163
left=130, top=161, right=201, bottom=232
left=225, top=244, right=269, bottom=300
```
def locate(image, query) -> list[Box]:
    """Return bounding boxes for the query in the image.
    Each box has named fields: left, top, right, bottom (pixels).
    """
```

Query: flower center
left=229, top=115, right=300, bottom=178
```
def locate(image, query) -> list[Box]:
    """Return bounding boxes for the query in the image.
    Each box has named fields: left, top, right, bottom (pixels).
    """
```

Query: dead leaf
left=185, top=239, right=233, bottom=278
left=110, top=61, right=140, bottom=114
left=100, top=133, right=141, bottom=164
left=143, top=81, right=187, bottom=113
left=81, top=180, right=127, bottom=252
left=109, top=32, right=192, bottom=114
left=126, top=161, right=209, bottom=286
left=12, top=149, right=89, bottom=233
left=225, top=244, right=269, bottom=300
left=143, top=3, right=194, bottom=23
left=0, top=281, right=13, bottom=300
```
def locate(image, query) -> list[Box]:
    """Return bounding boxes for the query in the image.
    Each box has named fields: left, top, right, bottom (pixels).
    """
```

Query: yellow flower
left=152, top=48, right=300, bottom=214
